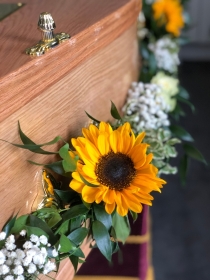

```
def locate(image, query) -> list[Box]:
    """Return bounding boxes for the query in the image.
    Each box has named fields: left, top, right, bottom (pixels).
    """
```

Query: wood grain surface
left=0, top=0, right=141, bottom=123
left=0, top=23, right=139, bottom=279
left=0, top=0, right=142, bottom=278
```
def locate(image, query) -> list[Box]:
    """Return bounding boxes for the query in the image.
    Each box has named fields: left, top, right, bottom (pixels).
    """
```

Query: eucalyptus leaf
left=183, top=143, right=207, bottom=165
left=92, top=220, right=112, bottom=262
left=110, top=101, right=122, bottom=120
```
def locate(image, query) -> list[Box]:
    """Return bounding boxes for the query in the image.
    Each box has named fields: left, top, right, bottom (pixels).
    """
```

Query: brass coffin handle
left=25, top=12, right=70, bottom=56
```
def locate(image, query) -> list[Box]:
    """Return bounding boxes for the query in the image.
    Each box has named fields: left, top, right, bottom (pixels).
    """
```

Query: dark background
left=151, top=61, right=210, bottom=280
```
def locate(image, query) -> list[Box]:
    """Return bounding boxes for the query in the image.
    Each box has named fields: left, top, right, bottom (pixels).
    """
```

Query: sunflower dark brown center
left=95, top=152, right=136, bottom=191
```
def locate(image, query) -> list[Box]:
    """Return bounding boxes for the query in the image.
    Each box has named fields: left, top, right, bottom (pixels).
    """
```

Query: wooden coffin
left=0, top=0, right=141, bottom=278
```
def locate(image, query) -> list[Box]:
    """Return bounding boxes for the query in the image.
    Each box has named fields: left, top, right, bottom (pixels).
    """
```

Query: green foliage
left=92, top=220, right=112, bottom=262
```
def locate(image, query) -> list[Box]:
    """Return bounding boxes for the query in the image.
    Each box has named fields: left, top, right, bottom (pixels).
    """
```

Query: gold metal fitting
left=25, top=12, right=70, bottom=56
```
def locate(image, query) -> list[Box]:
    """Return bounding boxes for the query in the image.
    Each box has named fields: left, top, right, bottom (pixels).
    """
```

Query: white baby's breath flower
left=5, top=243, right=16, bottom=251
left=0, top=264, right=10, bottom=275
left=39, top=235, right=48, bottom=245
left=22, top=256, right=32, bottom=267
left=23, top=241, right=33, bottom=249
left=5, top=258, right=13, bottom=266
left=148, top=36, right=180, bottom=73
left=19, top=230, right=26, bottom=237
left=27, top=263, right=37, bottom=274
left=52, top=249, right=58, bottom=257
left=30, top=234, right=39, bottom=243
left=26, top=248, right=37, bottom=258
left=5, top=235, right=16, bottom=251
left=4, top=275, right=14, bottom=280
left=14, top=259, right=22, bottom=266
left=40, top=247, right=47, bottom=258
left=15, top=276, right=25, bottom=280
left=33, top=254, right=45, bottom=265
left=123, top=82, right=170, bottom=131
left=13, top=265, right=24, bottom=275
left=16, top=249, right=25, bottom=260
left=43, top=260, right=56, bottom=274
left=0, top=232, right=6, bottom=241
left=8, top=251, right=17, bottom=259
left=0, top=251, right=6, bottom=265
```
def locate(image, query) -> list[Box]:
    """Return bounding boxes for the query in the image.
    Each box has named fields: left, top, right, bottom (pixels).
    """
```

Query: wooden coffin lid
left=0, top=0, right=141, bottom=122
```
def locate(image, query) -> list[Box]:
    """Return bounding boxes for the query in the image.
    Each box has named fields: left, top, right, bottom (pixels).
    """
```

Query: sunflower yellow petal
left=99, top=122, right=113, bottom=134
left=82, top=165, right=97, bottom=179
left=82, top=186, right=100, bottom=203
left=105, top=202, right=116, bottom=214
left=70, top=178, right=84, bottom=193
left=85, top=140, right=101, bottom=162
left=97, top=133, right=110, bottom=155
left=109, top=130, right=120, bottom=153
left=135, top=132, right=146, bottom=146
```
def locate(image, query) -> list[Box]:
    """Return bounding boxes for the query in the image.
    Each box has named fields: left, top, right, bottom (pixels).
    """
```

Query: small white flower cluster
left=123, top=82, right=170, bottom=131
left=0, top=230, right=58, bottom=279
left=148, top=36, right=180, bottom=73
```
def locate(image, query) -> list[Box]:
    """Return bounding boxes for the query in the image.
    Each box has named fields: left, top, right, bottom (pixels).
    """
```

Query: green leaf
left=166, top=138, right=181, bottom=146
left=62, top=204, right=89, bottom=222
left=85, top=112, right=100, bottom=124
left=27, top=160, right=70, bottom=177
left=11, top=215, right=28, bottom=234
left=59, top=234, right=76, bottom=253
left=110, top=101, right=122, bottom=120
left=71, top=248, right=85, bottom=258
left=178, top=86, right=190, bottom=99
left=170, top=125, right=194, bottom=142
left=93, top=203, right=112, bottom=231
left=3, top=215, right=17, bottom=237
left=59, top=144, right=77, bottom=172
left=55, top=220, right=70, bottom=236
left=29, top=215, right=57, bottom=244
left=183, top=143, right=207, bottom=165
left=54, top=189, right=78, bottom=203
left=47, top=213, right=62, bottom=228
left=69, top=255, right=79, bottom=272
left=176, top=95, right=195, bottom=113
left=179, top=154, right=189, bottom=185
left=112, top=212, right=130, bottom=243
left=25, top=226, right=48, bottom=238
left=79, top=173, right=99, bottom=188
left=68, top=228, right=88, bottom=245
left=130, top=211, right=138, bottom=222
left=92, top=220, right=112, bottom=262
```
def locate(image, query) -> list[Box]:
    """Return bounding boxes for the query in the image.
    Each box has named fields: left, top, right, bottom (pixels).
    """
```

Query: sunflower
left=70, top=122, right=166, bottom=216
left=152, top=0, right=184, bottom=37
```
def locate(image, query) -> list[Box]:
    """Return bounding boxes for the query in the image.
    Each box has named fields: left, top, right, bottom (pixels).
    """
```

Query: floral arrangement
left=0, top=1, right=207, bottom=279
left=134, top=0, right=206, bottom=183
left=0, top=104, right=166, bottom=279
